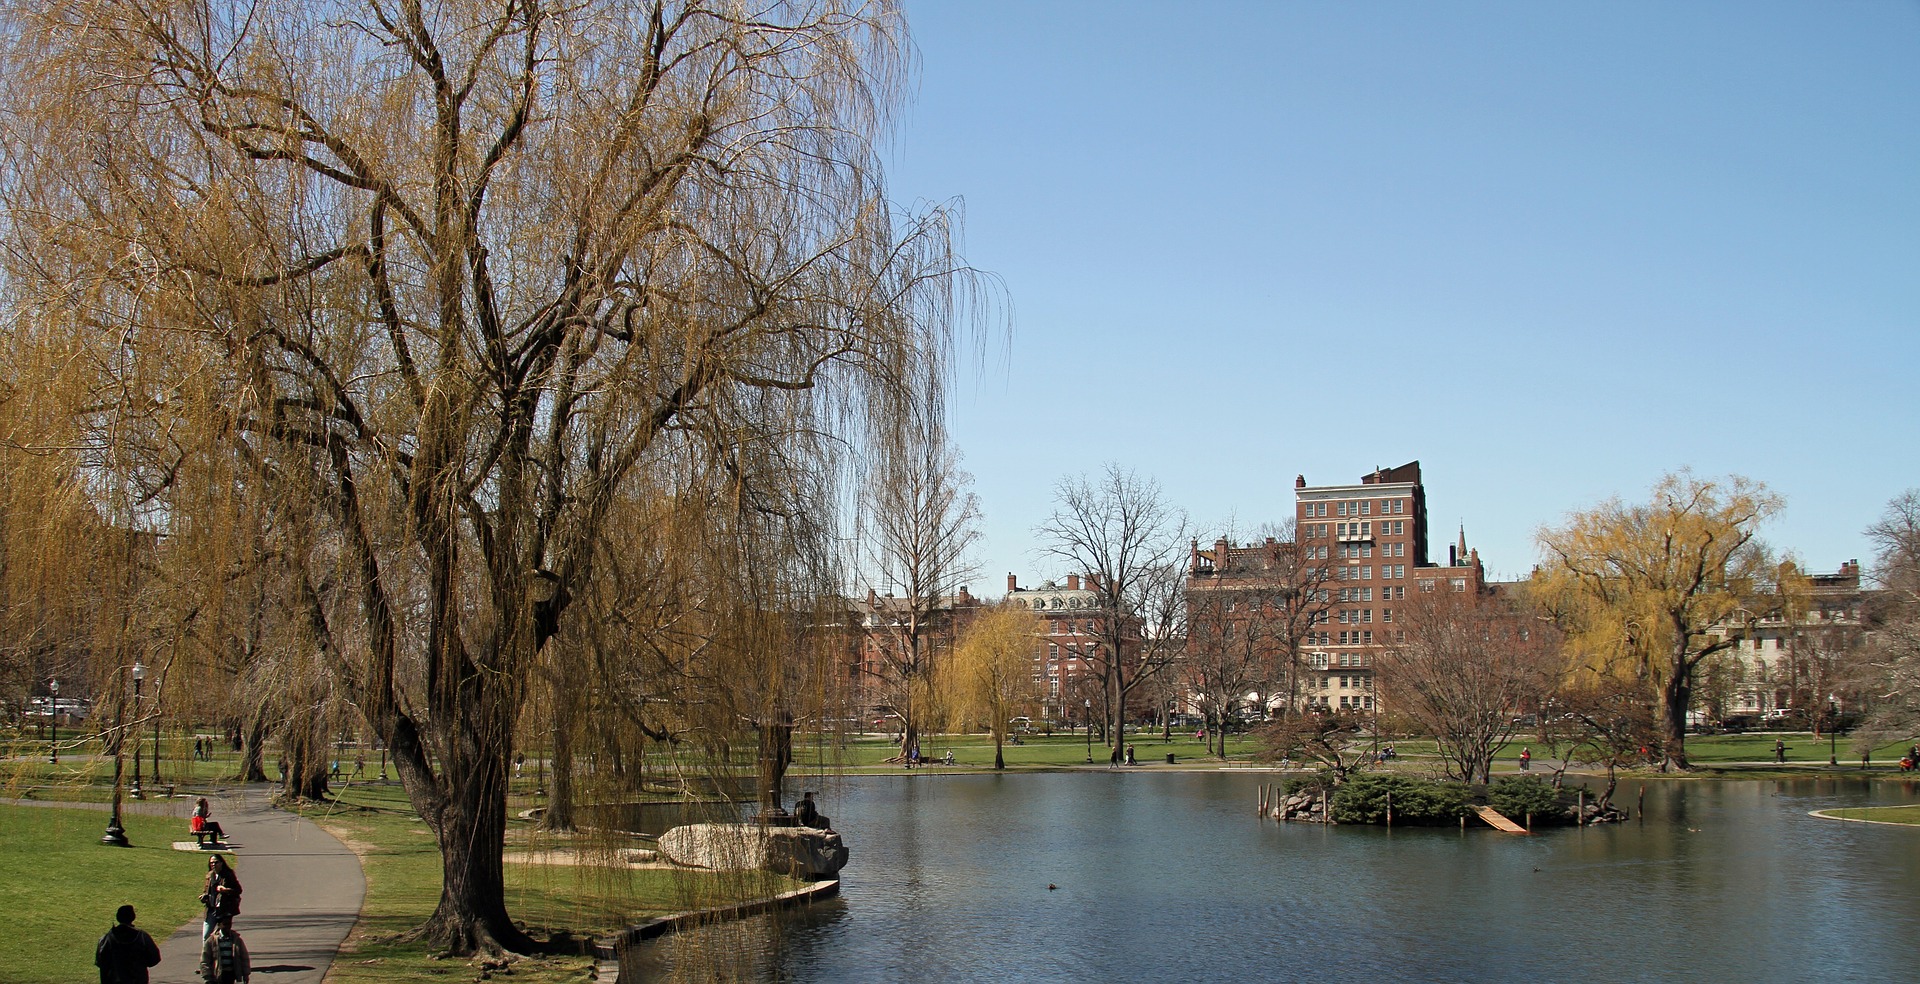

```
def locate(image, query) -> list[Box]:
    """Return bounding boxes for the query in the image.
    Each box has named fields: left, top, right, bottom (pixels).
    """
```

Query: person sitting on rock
left=793, top=791, right=831, bottom=831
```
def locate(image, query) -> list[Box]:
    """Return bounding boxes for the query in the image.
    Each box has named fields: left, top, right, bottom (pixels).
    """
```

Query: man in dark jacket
left=95, top=904, right=161, bottom=984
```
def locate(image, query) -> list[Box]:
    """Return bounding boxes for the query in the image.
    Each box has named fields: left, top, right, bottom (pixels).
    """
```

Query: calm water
left=622, top=770, right=1920, bottom=983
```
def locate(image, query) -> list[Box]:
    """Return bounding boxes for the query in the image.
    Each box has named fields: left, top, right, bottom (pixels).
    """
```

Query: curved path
left=155, top=783, right=364, bottom=984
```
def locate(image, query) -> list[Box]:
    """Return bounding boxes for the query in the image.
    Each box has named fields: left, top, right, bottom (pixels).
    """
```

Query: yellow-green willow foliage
left=951, top=602, right=1044, bottom=770
left=1, top=0, right=985, bottom=954
left=1532, top=471, right=1794, bottom=768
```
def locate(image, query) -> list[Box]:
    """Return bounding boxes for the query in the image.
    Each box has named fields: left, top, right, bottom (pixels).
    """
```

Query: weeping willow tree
left=0, top=334, right=107, bottom=748
left=1, top=0, right=979, bottom=956
left=1532, top=472, right=1795, bottom=770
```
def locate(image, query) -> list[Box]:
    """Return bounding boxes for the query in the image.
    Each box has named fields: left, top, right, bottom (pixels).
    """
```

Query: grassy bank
left=1817, top=804, right=1920, bottom=825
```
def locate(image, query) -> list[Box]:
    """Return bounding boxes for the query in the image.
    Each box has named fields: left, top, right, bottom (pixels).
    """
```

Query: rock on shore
left=658, top=823, right=849, bottom=879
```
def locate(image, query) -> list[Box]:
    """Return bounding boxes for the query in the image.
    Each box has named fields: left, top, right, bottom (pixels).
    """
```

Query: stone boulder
left=658, top=823, right=849, bottom=879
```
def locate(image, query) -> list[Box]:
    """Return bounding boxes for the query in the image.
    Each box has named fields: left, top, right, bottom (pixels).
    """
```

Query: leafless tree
left=1037, top=465, right=1187, bottom=765
left=1376, top=589, right=1560, bottom=783
left=855, top=439, right=981, bottom=763
left=1863, top=490, right=1920, bottom=743
left=1184, top=521, right=1334, bottom=757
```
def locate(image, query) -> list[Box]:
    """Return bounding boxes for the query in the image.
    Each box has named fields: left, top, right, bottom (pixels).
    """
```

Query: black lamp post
left=101, top=665, right=130, bottom=847
left=130, top=661, right=145, bottom=800
left=1084, top=698, right=1092, bottom=764
left=151, top=677, right=161, bottom=790
left=47, top=679, right=59, bottom=764
left=1828, top=698, right=1838, bottom=766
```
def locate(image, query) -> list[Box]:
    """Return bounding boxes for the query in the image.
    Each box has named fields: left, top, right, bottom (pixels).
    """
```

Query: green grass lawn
left=0, top=804, right=208, bottom=984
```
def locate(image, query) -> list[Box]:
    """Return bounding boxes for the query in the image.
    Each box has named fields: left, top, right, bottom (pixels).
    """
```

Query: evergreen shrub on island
left=1329, top=773, right=1471, bottom=825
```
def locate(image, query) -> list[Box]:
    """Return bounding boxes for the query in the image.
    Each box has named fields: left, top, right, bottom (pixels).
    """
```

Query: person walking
left=201, top=854, right=242, bottom=940
left=1519, top=748, right=1531, bottom=771
left=198, top=915, right=252, bottom=984
left=96, top=905, right=161, bottom=984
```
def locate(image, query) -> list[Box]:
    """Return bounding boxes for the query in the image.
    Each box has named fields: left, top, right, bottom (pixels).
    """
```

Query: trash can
left=1166, top=753, right=1176, bottom=765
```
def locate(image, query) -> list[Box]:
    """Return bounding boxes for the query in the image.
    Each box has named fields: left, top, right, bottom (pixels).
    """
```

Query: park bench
left=190, top=816, right=226, bottom=848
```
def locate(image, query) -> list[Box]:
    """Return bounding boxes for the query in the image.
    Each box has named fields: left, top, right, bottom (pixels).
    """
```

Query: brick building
left=1185, top=460, right=1485, bottom=716
left=1295, top=461, right=1484, bottom=712
left=843, top=585, right=983, bottom=724
left=1004, top=573, right=1134, bottom=728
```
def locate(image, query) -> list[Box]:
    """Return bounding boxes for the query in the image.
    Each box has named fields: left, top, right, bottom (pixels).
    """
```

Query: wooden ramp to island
left=1472, top=805, right=1528, bottom=834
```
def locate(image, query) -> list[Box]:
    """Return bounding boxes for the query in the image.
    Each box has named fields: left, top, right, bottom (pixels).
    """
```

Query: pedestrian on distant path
left=96, top=904, right=161, bottom=984
left=198, top=915, right=252, bottom=984
left=1519, top=748, right=1531, bottom=771
left=200, top=854, right=242, bottom=940
left=1775, top=739, right=1787, bottom=764
left=1125, top=744, right=1136, bottom=766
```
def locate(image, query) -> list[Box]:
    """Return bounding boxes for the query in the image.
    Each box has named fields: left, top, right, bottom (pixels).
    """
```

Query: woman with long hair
left=200, top=854, right=241, bottom=940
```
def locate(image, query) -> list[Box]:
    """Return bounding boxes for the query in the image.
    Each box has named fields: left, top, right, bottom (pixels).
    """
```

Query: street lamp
left=130, top=661, right=145, bottom=800
left=151, top=676, right=161, bottom=790
left=47, top=679, right=59, bottom=764
left=1827, top=697, right=1838, bottom=767
left=101, top=666, right=130, bottom=847
left=1084, top=698, right=1092, bottom=764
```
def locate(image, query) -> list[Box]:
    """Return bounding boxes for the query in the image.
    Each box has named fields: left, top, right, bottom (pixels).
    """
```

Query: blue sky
left=883, top=0, right=1920, bottom=591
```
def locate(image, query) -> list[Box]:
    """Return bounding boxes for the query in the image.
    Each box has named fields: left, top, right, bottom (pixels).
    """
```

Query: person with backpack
left=198, top=914, right=252, bottom=984
left=95, top=904, right=161, bottom=984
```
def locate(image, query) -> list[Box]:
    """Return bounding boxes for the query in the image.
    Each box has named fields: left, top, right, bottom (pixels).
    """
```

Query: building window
left=1363, top=566, right=1372, bottom=579
left=1361, top=501, right=1371, bottom=515
left=1363, top=631, right=1373, bottom=644
left=1362, top=609, right=1372, bottom=623
left=1383, top=608, right=1393, bottom=622
left=1451, top=578, right=1466, bottom=592
left=1420, top=579, right=1436, bottom=592
left=1393, top=501, right=1404, bottom=514
left=1048, top=643, right=1058, bottom=658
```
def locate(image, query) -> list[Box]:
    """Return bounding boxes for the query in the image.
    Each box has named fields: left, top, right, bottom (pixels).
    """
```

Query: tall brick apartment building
left=1186, top=460, right=1484, bottom=716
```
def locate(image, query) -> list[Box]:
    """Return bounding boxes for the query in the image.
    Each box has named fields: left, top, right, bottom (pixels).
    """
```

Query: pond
left=620, top=770, right=1920, bottom=983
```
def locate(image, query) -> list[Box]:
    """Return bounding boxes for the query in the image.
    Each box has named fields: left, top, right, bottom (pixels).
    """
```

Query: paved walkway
left=153, top=784, right=364, bottom=984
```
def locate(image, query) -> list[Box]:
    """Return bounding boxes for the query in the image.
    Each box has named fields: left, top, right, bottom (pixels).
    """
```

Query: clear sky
left=882, top=0, right=1920, bottom=593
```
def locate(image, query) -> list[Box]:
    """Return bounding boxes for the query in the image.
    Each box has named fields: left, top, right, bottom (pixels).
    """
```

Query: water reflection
left=623, top=772, right=1920, bottom=983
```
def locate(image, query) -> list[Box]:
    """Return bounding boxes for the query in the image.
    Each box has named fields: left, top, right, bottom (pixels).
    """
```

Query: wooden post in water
left=1386, top=791, right=1393, bottom=828
left=1578, top=789, right=1586, bottom=826
left=1637, top=784, right=1645, bottom=822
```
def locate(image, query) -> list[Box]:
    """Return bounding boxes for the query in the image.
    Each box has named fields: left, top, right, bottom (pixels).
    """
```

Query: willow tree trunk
left=542, top=714, right=576, bottom=832
left=1661, top=664, right=1694, bottom=770
left=238, top=712, right=269, bottom=783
